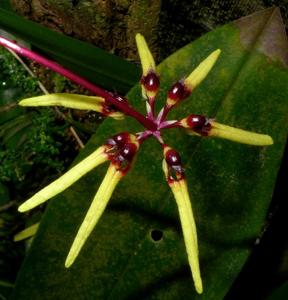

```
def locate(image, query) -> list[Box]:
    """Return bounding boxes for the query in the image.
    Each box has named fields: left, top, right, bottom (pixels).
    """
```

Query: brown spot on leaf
left=234, top=7, right=288, bottom=68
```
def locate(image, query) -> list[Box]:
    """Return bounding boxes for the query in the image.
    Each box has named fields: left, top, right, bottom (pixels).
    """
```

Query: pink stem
left=159, top=104, right=172, bottom=123
left=0, top=36, right=157, bottom=131
left=158, top=120, right=179, bottom=129
left=147, top=97, right=155, bottom=120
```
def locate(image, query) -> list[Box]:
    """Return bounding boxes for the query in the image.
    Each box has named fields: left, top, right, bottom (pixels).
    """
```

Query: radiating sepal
left=166, top=49, right=221, bottom=107
left=162, top=145, right=203, bottom=294
left=65, top=163, right=123, bottom=268
left=18, top=146, right=109, bottom=213
left=209, top=121, right=273, bottom=145
left=19, top=93, right=124, bottom=119
left=65, top=132, right=140, bottom=267
left=180, top=115, right=273, bottom=146
left=135, top=33, right=160, bottom=100
left=184, top=49, right=221, bottom=91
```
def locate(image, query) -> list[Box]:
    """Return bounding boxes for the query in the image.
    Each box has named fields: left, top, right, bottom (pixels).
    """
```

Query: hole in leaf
left=150, top=229, right=163, bottom=242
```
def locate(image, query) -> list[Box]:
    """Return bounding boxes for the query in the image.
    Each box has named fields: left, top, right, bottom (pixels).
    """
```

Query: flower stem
left=0, top=36, right=157, bottom=131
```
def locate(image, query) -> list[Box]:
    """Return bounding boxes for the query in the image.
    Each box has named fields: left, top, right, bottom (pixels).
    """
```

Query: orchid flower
left=0, top=34, right=273, bottom=294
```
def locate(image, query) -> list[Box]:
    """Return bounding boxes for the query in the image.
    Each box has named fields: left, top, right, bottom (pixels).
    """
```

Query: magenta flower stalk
left=0, top=36, right=156, bottom=131
left=0, top=33, right=273, bottom=294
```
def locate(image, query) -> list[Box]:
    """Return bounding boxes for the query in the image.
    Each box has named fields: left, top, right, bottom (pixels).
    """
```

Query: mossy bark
left=10, top=0, right=288, bottom=62
left=10, top=0, right=161, bottom=60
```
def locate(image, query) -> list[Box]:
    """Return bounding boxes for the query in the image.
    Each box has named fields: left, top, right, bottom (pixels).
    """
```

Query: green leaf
left=12, top=8, right=288, bottom=299
left=267, top=282, right=288, bottom=300
left=0, top=182, right=9, bottom=205
left=0, top=8, right=140, bottom=94
left=0, top=0, right=12, bottom=11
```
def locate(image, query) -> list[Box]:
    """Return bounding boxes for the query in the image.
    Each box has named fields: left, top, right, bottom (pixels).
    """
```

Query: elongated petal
left=18, top=146, right=108, bottom=213
left=13, top=223, right=40, bottom=242
left=184, top=49, right=221, bottom=90
left=19, top=93, right=124, bottom=119
left=65, top=164, right=122, bottom=268
left=169, top=179, right=203, bottom=294
left=210, top=122, right=273, bottom=145
left=135, top=33, right=156, bottom=76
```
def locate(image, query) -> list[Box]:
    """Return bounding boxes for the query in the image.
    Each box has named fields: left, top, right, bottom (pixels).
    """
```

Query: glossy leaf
left=0, top=8, right=140, bottom=94
left=12, top=8, right=288, bottom=300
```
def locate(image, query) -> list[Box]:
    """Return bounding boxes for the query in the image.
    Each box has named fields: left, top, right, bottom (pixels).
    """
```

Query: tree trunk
left=10, top=0, right=161, bottom=60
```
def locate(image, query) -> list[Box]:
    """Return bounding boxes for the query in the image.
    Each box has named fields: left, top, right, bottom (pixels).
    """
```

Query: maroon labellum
left=187, top=114, right=207, bottom=129
left=186, top=114, right=212, bottom=136
left=108, top=132, right=130, bottom=147
left=118, top=143, right=138, bottom=162
left=165, top=148, right=185, bottom=182
left=105, top=133, right=138, bottom=172
left=165, top=149, right=182, bottom=166
left=167, top=81, right=191, bottom=103
left=112, top=142, right=138, bottom=172
left=141, top=71, right=160, bottom=92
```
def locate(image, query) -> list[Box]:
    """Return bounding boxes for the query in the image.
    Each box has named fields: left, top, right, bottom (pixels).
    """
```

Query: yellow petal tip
left=18, top=204, right=28, bottom=213
left=196, top=283, right=203, bottom=294
left=210, top=122, right=274, bottom=146
left=18, top=100, right=28, bottom=106
left=184, top=49, right=221, bottom=89
left=13, top=223, right=40, bottom=242
left=64, top=259, right=73, bottom=268
left=135, top=33, right=156, bottom=76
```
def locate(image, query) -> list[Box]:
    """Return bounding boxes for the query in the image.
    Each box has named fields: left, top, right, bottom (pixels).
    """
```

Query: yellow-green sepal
left=18, top=146, right=108, bottom=213
left=13, top=223, right=40, bottom=242
left=65, top=164, right=123, bottom=268
left=169, top=180, right=203, bottom=294
left=184, top=49, right=221, bottom=90
left=19, top=93, right=124, bottom=120
left=210, top=121, right=273, bottom=145
left=135, top=33, right=156, bottom=77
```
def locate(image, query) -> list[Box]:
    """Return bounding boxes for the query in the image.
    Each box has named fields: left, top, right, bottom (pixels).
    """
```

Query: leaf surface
left=12, top=8, right=288, bottom=300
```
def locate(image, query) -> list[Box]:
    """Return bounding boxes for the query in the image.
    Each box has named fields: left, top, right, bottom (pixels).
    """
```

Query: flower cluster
left=0, top=34, right=273, bottom=294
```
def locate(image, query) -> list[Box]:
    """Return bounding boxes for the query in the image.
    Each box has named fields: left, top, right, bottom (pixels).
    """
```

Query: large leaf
left=0, top=8, right=140, bottom=94
left=267, top=282, right=288, bottom=300
left=12, top=8, right=288, bottom=299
